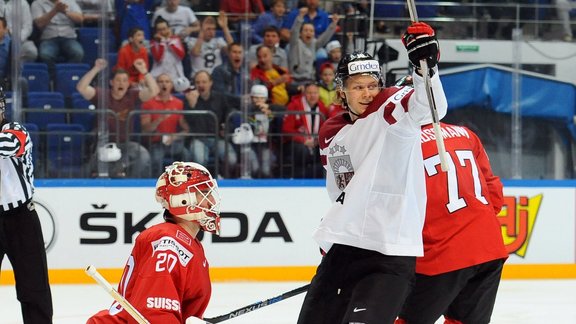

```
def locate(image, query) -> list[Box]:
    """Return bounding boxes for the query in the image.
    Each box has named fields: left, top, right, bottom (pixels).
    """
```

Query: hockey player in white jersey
left=297, top=22, right=448, bottom=324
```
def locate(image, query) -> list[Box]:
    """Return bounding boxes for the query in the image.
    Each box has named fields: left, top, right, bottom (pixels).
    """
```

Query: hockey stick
left=199, top=283, right=310, bottom=323
left=406, top=0, right=450, bottom=172
left=85, top=265, right=151, bottom=324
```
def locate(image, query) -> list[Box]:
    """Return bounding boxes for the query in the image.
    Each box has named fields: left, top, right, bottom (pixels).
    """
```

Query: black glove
left=402, top=22, right=440, bottom=72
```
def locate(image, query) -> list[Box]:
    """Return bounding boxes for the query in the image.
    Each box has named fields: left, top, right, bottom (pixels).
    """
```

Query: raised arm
left=217, top=11, right=234, bottom=45
left=133, top=59, right=160, bottom=102
left=76, top=59, right=107, bottom=101
left=184, top=87, right=199, bottom=109
left=403, top=22, right=447, bottom=124
left=316, top=13, right=339, bottom=50
left=290, top=8, right=306, bottom=45
left=190, top=34, right=204, bottom=57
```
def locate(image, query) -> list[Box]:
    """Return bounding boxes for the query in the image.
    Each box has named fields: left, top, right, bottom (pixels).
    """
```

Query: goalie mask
left=155, top=162, right=221, bottom=235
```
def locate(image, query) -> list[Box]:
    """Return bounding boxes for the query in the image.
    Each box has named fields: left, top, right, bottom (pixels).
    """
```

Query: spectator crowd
left=1, top=0, right=572, bottom=179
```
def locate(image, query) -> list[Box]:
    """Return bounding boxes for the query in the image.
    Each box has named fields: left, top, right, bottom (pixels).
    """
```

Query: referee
left=0, top=87, right=53, bottom=323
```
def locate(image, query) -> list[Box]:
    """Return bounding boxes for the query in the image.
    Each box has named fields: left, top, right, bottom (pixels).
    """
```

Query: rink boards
left=1, top=179, right=576, bottom=284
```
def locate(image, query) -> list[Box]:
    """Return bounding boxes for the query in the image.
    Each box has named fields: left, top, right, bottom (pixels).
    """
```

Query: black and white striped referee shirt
left=0, top=121, right=34, bottom=212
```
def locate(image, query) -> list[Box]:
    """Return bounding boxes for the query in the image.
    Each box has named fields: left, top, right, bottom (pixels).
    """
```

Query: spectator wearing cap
left=315, top=39, right=354, bottom=78
left=325, top=40, right=342, bottom=69
left=250, top=45, right=292, bottom=106
left=235, top=84, right=285, bottom=178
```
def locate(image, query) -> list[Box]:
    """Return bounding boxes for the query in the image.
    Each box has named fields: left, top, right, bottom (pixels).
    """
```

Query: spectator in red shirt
left=282, top=82, right=328, bottom=178
left=116, top=27, right=150, bottom=85
left=141, top=73, right=194, bottom=174
left=250, top=45, right=292, bottom=106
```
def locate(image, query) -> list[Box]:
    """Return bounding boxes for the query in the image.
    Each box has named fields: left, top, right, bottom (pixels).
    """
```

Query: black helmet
left=335, top=51, right=383, bottom=88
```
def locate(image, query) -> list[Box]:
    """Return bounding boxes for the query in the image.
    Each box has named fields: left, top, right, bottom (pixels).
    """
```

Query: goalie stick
left=87, top=264, right=308, bottom=324
left=406, top=0, right=450, bottom=172
left=198, top=283, right=310, bottom=323
left=85, top=265, right=150, bottom=324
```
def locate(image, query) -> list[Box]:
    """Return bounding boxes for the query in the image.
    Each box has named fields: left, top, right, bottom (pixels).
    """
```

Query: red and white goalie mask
left=155, top=162, right=221, bottom=235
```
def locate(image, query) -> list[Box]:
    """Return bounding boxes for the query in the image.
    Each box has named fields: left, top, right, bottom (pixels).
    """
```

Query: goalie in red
left=87, top=161, right=221, bottom=323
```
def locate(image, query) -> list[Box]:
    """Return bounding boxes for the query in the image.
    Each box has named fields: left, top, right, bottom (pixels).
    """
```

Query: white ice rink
left=1, top=279, right=576, bottom=323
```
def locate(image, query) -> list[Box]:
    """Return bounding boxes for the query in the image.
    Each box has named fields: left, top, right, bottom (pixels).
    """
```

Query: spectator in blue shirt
left=280, top=0, right=331, bottom=44
left=253, top=0, right=287, bottom=44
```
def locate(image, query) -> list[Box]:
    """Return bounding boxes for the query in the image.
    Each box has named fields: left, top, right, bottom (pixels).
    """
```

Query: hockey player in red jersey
left=395, top=122, right=508, bottom=324
left=87, top=161, right=221, bottom=324
left=297, top=22, right=448, bottom=324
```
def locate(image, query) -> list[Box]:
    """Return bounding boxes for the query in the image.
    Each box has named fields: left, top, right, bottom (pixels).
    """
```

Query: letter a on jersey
left=336, top=192, right=346, bottom=204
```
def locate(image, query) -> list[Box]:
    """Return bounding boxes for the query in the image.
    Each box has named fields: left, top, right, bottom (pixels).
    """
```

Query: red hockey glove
left=401, top=22, right=440, bottom=72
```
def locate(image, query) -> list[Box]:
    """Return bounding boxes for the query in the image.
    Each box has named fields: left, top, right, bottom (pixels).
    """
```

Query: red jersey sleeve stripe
left=3, top=129, right=27, bottom=157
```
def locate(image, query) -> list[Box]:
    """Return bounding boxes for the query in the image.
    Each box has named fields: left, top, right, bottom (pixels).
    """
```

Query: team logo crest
left=328, top=143, right=354, bottom=190
left=498, top=194, right=542, bottom=257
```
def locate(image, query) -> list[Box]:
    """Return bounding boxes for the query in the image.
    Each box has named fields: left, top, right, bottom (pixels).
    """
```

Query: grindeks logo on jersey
left=151, top=236, right=193, bottom=266
left=146, top=297, right=181, bottom=311
left=348, top=60, right=380, bottom=75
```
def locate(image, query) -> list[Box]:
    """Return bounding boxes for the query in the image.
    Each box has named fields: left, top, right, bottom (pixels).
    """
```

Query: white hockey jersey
left=315, top=70, right=448, bottom=257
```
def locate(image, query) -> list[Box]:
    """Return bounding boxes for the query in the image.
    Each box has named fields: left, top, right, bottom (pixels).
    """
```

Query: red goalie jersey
left=418, top=123, right=508, bottom=276
left=87, top=222, right=211, bottom=323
